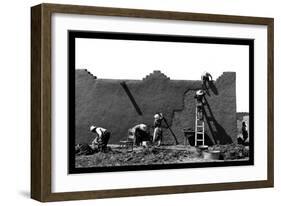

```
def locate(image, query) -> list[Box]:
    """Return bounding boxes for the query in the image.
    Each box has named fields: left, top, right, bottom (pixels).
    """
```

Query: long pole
left=163, top=117, right=179, bottom=145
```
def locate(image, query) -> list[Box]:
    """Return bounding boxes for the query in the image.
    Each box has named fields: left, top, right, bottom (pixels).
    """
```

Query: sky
left=75, top=38, right=249, bottom=112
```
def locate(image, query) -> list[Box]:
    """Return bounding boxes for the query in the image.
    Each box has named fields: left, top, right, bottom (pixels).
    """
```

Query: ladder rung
left=197, top=125, right=204, bottom=127
left=196, top=132, right=204, bottom=134
left=196, top=139, right=204, bottom=141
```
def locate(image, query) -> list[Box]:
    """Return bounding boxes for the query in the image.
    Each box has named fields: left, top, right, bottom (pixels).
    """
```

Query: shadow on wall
left=203, top=96, right=233, bottom=145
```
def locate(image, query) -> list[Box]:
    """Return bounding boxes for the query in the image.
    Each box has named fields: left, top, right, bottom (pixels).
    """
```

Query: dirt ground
left=75, top=144, right=249, bottom=168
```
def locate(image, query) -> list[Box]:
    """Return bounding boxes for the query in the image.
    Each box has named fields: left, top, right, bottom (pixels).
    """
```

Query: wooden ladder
left=195, top=105, right=205, bottom=146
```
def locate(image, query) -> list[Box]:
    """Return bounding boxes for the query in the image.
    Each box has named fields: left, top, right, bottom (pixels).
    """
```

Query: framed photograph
left=31, top=3, right=274, bottom=202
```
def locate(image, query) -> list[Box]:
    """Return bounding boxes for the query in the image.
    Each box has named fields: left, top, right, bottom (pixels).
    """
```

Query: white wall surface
left=0, top=0, right=279, bottom=205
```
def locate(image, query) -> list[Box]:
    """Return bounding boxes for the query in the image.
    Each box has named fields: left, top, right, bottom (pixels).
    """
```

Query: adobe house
left=75, top=69, right=237, bottom=145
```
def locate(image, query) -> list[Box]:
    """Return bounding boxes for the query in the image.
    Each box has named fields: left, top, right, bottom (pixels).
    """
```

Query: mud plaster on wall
left=75, top=70, right=237, bottom=145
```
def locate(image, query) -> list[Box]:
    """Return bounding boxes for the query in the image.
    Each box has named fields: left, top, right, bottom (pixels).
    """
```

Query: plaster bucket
left=142, top=141, right=149, bottom=148
left=203, top=150, right=221, bottom=160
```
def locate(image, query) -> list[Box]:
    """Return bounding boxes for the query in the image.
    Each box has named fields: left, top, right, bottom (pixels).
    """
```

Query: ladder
left=195, top=105, right=205, bottom=146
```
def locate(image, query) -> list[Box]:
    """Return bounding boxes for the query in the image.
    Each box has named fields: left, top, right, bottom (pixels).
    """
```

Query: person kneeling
left=129, top=124, right=150, bottom=146
left=90, top=125, right=111, bottom=152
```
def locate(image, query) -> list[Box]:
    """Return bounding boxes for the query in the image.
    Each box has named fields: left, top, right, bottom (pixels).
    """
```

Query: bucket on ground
left=203, top=150, right=220, bottom=160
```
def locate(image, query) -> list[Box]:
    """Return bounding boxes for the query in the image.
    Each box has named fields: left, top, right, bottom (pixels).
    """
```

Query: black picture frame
left=68, top=30, right=254, bottom=174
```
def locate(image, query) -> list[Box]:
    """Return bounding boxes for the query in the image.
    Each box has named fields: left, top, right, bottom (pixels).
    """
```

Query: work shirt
left=95, top=127, right=107, bottom=137
left=195, top=94, right=205, bottom=102
left=92, top=127, right=107, bottom=145
left=201, top=72, right=212, bottom=81
left=154, top=118, right=163, bottom=127
left=131, top=124, right=147, bottom=133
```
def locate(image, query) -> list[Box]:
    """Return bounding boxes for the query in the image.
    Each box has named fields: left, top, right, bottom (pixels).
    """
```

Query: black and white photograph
left=69, top=31, right=254, bottom=173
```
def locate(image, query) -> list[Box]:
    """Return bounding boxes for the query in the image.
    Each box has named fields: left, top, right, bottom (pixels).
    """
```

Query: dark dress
left=242, top=125, right=248, bottom=141
left=135, top=128, right=151, bottom=146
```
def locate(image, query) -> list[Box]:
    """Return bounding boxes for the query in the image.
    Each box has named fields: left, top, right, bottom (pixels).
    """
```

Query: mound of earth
left=75, top=143, right=95, bottom=156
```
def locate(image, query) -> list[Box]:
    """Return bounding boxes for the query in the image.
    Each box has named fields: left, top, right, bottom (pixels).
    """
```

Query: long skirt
left=153, top=127, right=162, bottom=146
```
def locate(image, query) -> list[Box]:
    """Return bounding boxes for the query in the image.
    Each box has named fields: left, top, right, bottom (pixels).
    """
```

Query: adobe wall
left=171, top=72, right=237, bottom=145
left=75, top=70, right=237, bottom=145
